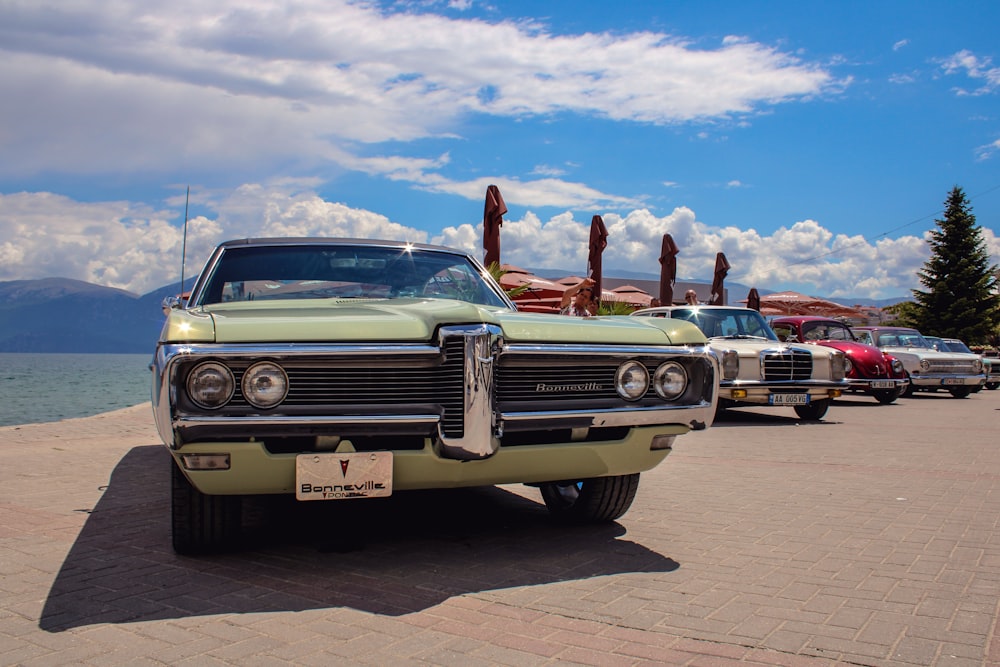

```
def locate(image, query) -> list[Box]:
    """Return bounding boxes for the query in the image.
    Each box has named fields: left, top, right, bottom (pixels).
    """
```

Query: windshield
left=875, top=331, right=932, bottom=348
left=190, top=243, right=511, bottom=308
left=800, top=320, right=855, bottom=341
left=669, top=308, right=779, bottom=341
left=944, top=340, right=974, bottom=354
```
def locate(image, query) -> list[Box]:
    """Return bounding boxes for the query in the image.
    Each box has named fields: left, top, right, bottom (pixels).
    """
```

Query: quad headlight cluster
left=614, top=360, right=688, bottom=401
left=186, top=361, right=288, bottom=410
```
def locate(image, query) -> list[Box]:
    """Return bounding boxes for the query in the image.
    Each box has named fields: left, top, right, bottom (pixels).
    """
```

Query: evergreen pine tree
left=911, top=186, right=1000, bottom=343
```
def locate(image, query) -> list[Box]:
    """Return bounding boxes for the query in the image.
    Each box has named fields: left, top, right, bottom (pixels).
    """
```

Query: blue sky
left=1, top=0, right=998, bottom=300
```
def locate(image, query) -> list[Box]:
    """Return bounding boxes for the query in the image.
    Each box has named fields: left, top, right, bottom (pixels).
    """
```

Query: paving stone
left=1, top=394, right=999, bottom=665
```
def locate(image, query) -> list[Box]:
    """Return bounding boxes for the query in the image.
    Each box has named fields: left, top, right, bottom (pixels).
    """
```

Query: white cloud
left=7, top=184, right=999, bottom=300
left=0, top=0, right=839, bottom=192
left=939, top=49, right=1000, bottom=95
left=975, top=138, right=1000, bottom=161
left=893, top=39, right=909, bottom=51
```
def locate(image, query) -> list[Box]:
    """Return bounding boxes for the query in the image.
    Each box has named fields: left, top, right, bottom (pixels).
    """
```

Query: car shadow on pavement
left=40, top=445, right=679, bottom=632
left=709, top=410, right=841, bottom=427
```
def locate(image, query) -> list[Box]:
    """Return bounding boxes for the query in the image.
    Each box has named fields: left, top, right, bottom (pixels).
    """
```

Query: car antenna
left=180, top=186, right=189, bottom=303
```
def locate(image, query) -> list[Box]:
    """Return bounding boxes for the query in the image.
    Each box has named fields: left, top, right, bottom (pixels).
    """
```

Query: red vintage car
left=770, top=316, right=909, bottom=404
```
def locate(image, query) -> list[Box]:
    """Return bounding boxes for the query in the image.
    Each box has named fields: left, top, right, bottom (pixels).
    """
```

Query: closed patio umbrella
left=482, top=184, right=506, bottom=269
left=658, top=234, right=679, bottom=305
left=709, top=252, right=730, bottom=305
left=747, top=287, right=761, bottom=312
left=587, top=215, right=609, bottom=306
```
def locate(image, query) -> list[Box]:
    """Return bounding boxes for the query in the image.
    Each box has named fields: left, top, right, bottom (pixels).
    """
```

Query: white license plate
left=941, top=378, right=965, bottom=385
left=769, top=393, right=810, bottom=405
left=296, top=452, right=393, bottom=501
left=870, top=380, right=895, bottom=389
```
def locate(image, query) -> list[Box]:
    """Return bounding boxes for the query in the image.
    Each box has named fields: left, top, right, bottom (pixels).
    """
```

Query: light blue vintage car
left=153, top=238, right=719, bottom=554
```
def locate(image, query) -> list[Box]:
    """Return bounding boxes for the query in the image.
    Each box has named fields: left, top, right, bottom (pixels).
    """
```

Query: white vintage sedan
left=632, top=305, right=847, bottom=420
left=853, top=327, right=985, bottom=398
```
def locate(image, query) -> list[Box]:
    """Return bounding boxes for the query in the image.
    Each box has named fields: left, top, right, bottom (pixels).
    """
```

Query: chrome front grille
left=762, top=349, right=813, bottom=381
left=497, top=361, right=622, bottom=403
left=206, top=338, right=468, bottom=437
left=925, top=360, right=978, bottom=374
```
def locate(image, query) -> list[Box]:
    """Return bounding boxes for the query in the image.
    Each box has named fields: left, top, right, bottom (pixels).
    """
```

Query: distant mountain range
left=0, top=277, right=191, bottom=353
left=0, top=275, right=909, bottom=353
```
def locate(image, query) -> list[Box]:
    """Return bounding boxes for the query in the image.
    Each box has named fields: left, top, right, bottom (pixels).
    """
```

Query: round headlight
left=919, top=359, right=930, bottom=372
left=653, top=361, right=688, bottom=400
left=891, top=358, right=904, bottom=374
left=186, top=361, right=235, bottom=409
left=842, top=356, right=853, bottom=374
left=615, top=361, right=649, bottom=401
left=974, top=359, right=983, bottom=372
left=242, top=362, right=288, bottom=409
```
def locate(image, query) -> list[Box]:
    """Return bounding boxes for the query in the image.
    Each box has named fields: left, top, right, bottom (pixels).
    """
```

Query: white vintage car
left=632, top=305, right=847, bottom=420
left=854, top=327, right=986, bottom=398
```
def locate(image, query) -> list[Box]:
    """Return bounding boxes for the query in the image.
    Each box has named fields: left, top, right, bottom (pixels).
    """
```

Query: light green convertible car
left=152, top=238, right=718, bottom=554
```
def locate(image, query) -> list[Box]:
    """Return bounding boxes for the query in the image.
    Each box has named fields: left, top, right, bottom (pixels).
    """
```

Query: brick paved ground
left=1, top=389, right=999, bottom=666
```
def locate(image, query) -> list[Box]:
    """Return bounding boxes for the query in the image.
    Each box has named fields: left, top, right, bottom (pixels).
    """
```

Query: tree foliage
left=486, top=261, right=529, bottom=298
left=910, top=186, right=1000, bottom=344
left=882, top=300, right=922, bottom=328
left=597, top=299, right=638, bottom=315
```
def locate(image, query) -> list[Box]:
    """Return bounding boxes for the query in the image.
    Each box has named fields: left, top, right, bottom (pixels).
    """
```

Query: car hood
left=160, top=298, right=708, bottom=346
left=812, top=340, right=884, bottom=359
left=706, top=336, right=839, bottom=358
left=877, top=346, right=970, bottom=362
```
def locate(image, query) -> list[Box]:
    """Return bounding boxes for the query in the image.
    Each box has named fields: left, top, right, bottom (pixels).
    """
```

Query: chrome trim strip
left=503, top=343, right=713, bottom=357
left=722, top=380, right=850, bottom=389
left=168, top=404, right=714, bottom=438
left=158, top=342, right=442, bottom=357
left=501, top=401, right=714, bottom=427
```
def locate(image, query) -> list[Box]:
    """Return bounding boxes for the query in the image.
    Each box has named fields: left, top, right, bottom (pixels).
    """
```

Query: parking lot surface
left=1, top=389, right=999, bottom=666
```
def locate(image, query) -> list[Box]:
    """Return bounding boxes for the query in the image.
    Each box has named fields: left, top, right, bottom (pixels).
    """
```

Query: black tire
left=872, top=389, right=898, bottom=405
left=986, top=382, right=999, bottom=390
left=794, top=399, right=830, bottom=421
left=540, top=473, right=640, bottom=523
left=171, top=460, right=242, bottom=555
left=948, top=386, right=972, bottom=399
left=901, top=379, right=915, bottom=397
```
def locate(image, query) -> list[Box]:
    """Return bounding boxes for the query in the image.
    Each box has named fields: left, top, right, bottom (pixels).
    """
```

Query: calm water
left=0, top=353, right=153, bottom=427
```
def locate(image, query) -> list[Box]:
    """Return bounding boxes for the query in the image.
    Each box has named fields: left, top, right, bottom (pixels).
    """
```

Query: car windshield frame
left=943, top=339, right=975, bottom=354
left=667, top=307, right=780, bottom=341
left=872, top=330, right=933, bottom=349
left=187, top=241, right=513, bottom=309
left=800, top=320, right=856, bottom=342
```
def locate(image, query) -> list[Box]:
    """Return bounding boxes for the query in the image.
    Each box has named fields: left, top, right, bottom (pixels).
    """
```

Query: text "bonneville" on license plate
left=296, top=452, right=393, bottom=501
